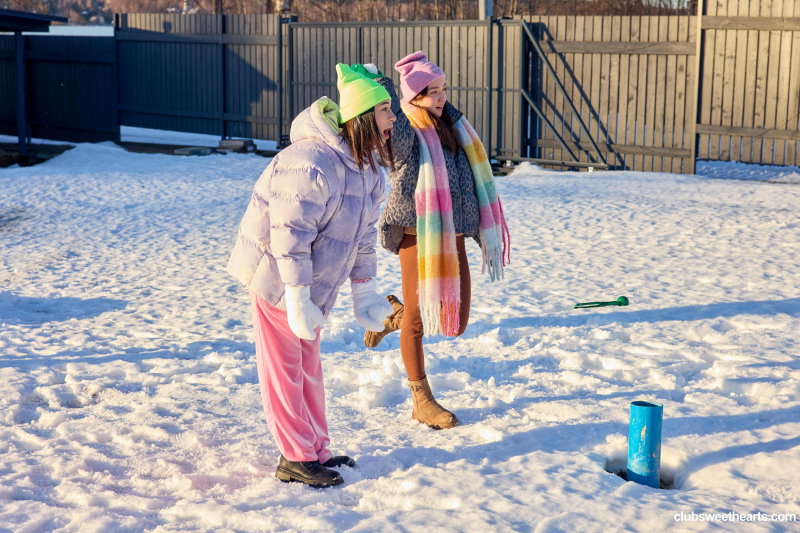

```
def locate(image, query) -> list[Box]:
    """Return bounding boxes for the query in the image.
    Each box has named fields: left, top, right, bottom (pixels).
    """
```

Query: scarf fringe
left=441, top=301, right=460, bottom=337
left=419, top=297, right=461, bottom=337
left=498, top=197, right=512, bottom=267
left=455, top=117, right=510, bottom=283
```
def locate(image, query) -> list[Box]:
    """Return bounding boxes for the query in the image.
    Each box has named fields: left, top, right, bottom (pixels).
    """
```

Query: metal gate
left=511, top=20, right=608, bottom=170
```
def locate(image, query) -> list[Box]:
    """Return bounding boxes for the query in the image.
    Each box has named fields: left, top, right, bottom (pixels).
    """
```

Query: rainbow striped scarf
left=402, top=102, right=511, bottom=337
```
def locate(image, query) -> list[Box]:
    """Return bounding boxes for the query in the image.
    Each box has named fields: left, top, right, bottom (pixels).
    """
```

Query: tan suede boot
left=364, top=295, right=404, bottom=348
left=409, top=377, right=459, bottom=429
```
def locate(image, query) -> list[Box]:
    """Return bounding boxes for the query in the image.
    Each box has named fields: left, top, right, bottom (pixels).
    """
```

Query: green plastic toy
left=574, top=296, right=630, bottom=309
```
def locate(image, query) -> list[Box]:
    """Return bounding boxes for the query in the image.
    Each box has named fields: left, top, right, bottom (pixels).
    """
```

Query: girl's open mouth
left=383, top=127, right=392, bottom=140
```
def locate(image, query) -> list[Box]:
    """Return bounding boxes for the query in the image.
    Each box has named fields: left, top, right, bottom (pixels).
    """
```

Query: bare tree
left=8, top=0, right=691, bottom=24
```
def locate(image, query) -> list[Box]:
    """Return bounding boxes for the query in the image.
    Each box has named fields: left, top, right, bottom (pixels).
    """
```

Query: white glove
left=363, top=63, right=379, bottom=75
left=351, top=279, right=394, bottom=332
left=284, top=285, right=325, bottom=341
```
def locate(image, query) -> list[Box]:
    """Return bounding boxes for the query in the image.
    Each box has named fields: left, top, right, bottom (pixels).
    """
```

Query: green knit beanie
left=336, top=63, right=391, bottom=124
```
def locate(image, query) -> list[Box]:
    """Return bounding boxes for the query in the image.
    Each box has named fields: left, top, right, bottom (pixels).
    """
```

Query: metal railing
left=495, top=20, right=607, bottom=171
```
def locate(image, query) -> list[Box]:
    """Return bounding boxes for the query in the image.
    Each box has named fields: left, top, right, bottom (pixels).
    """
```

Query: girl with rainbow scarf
left=352, top=52, right=511, bottom=430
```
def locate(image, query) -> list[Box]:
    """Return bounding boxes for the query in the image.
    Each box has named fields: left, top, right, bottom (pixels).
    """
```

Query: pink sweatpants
left=250, top=292, right=332, bottom=464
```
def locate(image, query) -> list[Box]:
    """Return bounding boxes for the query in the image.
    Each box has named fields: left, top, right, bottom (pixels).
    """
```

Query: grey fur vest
left=377, top=77, right=481, bottom=254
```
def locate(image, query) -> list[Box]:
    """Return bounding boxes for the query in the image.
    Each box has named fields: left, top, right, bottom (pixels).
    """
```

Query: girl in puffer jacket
left=227, top=65, right=397, bottom=488
left=351, top=54, right=510, bottom=432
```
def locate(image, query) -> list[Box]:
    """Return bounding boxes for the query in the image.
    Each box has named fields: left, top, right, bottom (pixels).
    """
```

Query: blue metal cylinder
left=627, top=400, right=663, bottom=488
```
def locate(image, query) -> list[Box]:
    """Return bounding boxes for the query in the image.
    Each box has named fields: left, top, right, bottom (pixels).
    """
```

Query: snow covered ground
left=0, top=141, right=798, bottom=532
left=697, top=160, right=800, bottom=184
left=119, top=127, right=279, bottom=152
left=21, top=26, right=114, bottom=37
left=0, top=128, right=278, bottom=151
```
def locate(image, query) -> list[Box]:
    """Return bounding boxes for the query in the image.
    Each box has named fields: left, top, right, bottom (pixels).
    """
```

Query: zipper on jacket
left=321, top=169, right=368, bottom=313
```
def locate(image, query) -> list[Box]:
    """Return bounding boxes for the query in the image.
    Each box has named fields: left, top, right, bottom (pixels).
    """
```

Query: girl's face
left=412, top=78, right=447, bottom=117
left=374, top=100, right=396, bottom=143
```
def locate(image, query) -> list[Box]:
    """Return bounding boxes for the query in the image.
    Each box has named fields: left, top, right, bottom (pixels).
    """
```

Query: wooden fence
left=1, top=1, right=798, bottom=173
left=524, top=15, right=698, bottom=173
left=522, top=0, right=800, bottom=172
left=697, top=0, right=800, bottom=167
left=287, top=20, right=525, bottom=158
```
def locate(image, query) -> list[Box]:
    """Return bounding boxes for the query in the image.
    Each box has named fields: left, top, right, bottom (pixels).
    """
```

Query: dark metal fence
left=115, top=13, right=289, bottom=143
left=0, top=15, right=530, bottom=161
left=0, top=15, right=617, bottom=169
left=4, top=3, right=797, bottom=173
left=0, top=35, right=118, bottom=143
left=111, top=16, right=523, bottom=157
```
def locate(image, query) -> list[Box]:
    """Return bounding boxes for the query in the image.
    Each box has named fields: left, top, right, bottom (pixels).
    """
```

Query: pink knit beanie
left=394, top=51, right=446, bottom=103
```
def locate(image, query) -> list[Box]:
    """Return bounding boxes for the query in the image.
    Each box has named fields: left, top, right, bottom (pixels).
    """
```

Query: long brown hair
left=341, top=108, right=395, bottom=173
left=412, top=86, right=460, bottom=155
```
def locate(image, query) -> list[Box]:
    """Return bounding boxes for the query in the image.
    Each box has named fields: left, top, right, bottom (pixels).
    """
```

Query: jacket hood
left=290, top=97, right=360, bottom=173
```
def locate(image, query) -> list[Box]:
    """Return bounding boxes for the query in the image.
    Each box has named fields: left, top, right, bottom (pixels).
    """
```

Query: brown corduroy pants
left=398, top=233, right=471, bottom=381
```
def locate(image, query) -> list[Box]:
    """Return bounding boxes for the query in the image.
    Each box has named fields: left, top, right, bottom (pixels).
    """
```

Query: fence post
left=278, top=15, right=297, bottom=148
left=112, top=16, right=121, bottom=142
left=288, top=16, right=296, bottom=143
left=484, top=16, right=493, bottom=159
left=278, top=15, right=284, bottom=147
left=357, top=25, right=363, bottom=65
left=15, top=32, right=27, bottom=157
left=219, top=14, right=227, bottom=140
left=531, top=20, right=543, bottom=161
left=519, top=20, right=527, bottom=160
left=479, top=0, right=493, bottom=20
left=688, top=0, right=704, bottom=174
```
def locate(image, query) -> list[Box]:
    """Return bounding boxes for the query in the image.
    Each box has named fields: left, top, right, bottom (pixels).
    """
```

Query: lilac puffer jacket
left=227, top=97, right=385, bottom=317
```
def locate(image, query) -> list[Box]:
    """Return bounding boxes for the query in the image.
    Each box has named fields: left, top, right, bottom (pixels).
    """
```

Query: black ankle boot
left=275, top=455, right=343, bottom=487
left=321, top=456, right=356, bottom=468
